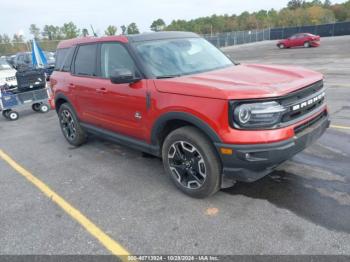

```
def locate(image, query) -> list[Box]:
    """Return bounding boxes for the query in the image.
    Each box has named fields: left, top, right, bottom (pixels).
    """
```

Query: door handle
left=69, top=83, right=75, bottom=89
left=95, top=87, right=108, bottom=94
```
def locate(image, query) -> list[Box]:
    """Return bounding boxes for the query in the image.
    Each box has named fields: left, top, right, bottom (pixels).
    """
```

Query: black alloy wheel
left=162, top=126, right=221, bottom=198
left=60, top=109, right=77, bottom=141
left=168, top=141, right=207, bottom=190
left=58, top=103, right=87, bottom=146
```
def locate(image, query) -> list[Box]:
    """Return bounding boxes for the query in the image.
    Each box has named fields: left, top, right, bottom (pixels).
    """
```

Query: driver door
left=94, top=42, right=148, bottom=141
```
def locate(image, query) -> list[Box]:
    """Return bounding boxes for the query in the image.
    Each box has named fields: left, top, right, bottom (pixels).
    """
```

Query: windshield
left=0, top=59, right=12, bottom=70
left=45, top=52, right=55, bottom=61
left=133, top=38, right=233, bottom=78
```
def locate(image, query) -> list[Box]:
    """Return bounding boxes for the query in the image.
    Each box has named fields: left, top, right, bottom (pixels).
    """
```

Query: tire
left=58, top=103, right=87, bottom=146
left=162, top=126, right=221, bottom=198
left=32, top=103, right=41, bottom=112
left=278, top=44, right=285, bottom=49
left=2, top=110, right=11, bottom=119
left=8, top=111, right=19, bottom=121
left=304, top=42, right=310, bottom=48
left=39, top=103, right=50, bottom=113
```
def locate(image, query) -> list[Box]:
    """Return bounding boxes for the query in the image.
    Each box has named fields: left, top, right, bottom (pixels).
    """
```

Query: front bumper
left=215, top=111, right=330, bottom=182
left=310, top=41, right=320, bottom=47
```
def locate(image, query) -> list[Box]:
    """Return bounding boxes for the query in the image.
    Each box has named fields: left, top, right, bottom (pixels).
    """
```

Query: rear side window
left=62, top=47, right=75, bottom=72
left=74, top=44, right=97, bottom=76
left=55, top=49, right=68, bottom=70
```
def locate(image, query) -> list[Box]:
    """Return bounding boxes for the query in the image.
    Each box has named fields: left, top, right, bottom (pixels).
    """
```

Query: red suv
left=51, top=32, right=329, bottom=198
left=277, top=33, right=320, bottom=49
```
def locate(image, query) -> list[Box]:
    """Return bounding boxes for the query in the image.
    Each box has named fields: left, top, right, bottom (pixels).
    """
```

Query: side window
left=55, top=49, right=68, bottom=70
left=55, top=48, right=75, bottom=72
left=74, top=44, right=97, bottom=76
left=99, top=43, right=136, bottom=78
left=62, top=47, right=75, bottom=72
left=25, top=54, right=31, bottom=63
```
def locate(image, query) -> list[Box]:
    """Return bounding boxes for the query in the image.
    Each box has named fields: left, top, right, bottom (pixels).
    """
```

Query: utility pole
left=90, top=25, right=97, bottom=37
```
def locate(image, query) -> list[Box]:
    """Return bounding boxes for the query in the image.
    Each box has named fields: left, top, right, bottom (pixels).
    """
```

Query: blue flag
left=31, top=39, right=47, bottom=68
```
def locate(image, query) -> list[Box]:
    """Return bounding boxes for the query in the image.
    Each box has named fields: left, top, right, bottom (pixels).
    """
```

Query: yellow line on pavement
left=0, top=149, right=131, bottom=261
left=331, top=125, right=350, bottom=130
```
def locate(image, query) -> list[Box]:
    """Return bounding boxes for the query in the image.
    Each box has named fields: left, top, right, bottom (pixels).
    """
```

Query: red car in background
left=277, top=33, right=320, bottom=49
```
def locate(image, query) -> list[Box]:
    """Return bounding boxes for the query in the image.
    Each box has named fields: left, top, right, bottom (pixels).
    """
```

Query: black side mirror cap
left=110, top=69, right=140, bottom=84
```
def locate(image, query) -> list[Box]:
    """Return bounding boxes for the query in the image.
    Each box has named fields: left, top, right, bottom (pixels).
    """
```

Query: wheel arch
left=54, top=93, right=73, bottom=113
left=151, top=112, right=222, bottom=149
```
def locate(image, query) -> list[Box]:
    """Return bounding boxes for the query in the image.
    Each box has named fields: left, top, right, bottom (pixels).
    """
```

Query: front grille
left=5, top=76, right=16, bottom=81
left=294, top=110, right=327, bottom=135
left=279, top=80, right=325, bottom=124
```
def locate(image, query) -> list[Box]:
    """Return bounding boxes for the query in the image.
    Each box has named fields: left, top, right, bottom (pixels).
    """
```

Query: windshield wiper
left=156, top=74, right=182, bottom=79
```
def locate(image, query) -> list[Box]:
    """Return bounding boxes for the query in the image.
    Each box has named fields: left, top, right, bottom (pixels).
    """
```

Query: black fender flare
left=54, top=93, right=80, bottom=120
left=150, top=112, right=222, bottom=146
left=54, top=93, right=73, bottom=111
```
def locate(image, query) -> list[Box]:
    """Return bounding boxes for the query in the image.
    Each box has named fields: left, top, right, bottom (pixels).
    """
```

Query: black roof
left=127, top=31, right=199, bottom=42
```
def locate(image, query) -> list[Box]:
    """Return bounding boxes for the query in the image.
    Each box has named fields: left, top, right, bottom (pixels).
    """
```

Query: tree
left=61, top=22, right=80, bottom=39
left=287, top=0, right=303, bottom=9
left=306, top=5, right=335, bottom=24
left=121, top=25, right=127, bottom=35
left=42, top=25, right=62, bottom=40
left=331, top=4, right=349, bottom=21
left=2, top=34, right=11, bottom=43
left=105, top=25, right=117, bottom=36
left=323, top=0, right=332, bottom=8
left=150, top=19, right=166, bottom=31
left=127, top=23, right=140, bottom=34
left=82, top=28, right=89, bottom=37
left=13, top=34, right=24, bottom=42
left=29, top=24, right=41, bottom=39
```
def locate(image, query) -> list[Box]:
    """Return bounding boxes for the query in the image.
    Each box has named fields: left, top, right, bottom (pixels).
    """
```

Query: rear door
left=69, top=44, right=103, bottom=127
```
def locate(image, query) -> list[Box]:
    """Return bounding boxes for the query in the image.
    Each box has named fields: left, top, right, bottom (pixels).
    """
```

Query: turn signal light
left=220, top=148, right=233, bottom=155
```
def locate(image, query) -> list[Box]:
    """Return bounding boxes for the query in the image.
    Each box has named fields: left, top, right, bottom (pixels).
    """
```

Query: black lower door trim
left=80, top=123, right=160, bottom=156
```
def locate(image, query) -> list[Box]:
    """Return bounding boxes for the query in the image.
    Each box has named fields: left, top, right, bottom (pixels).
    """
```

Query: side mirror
left=110, top=69, right=140, bottom=84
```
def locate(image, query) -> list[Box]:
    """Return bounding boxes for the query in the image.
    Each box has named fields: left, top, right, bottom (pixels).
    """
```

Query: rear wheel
left=58, top=103, right=87, bottom=146
left=39, top=103, right=50, bottom=113
left=2, top=110, right=11, bottom=119
left=32, top=103, right=41, bottom=112
left=304, top=42, right=310, bottom=48
left=162, top=126, right=221, bottom=198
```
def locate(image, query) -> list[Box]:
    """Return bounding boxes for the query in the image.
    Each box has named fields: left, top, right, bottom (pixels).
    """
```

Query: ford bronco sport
left=51, top=32, right=330, bottom=198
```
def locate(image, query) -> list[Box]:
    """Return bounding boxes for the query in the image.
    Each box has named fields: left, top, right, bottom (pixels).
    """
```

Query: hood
left=153, top=64, right=323, bottom=100
left=0, top=68, right=16, bottom=79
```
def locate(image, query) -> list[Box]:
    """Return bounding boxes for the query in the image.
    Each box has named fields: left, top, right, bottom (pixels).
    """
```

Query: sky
left=0, top=0, right=346, bottom=39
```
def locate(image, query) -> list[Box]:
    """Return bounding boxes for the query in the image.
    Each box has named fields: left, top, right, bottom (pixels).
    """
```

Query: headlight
left=233, top=101, right=286, bottom=129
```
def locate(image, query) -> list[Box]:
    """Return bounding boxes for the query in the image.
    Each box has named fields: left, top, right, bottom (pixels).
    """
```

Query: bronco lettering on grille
left=292, top=92, right=325, bottom=111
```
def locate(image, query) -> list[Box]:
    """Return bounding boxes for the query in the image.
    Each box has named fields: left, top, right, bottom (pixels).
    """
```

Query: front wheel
left=304, top=42, right=310, bottom=48
left=58, top=103, right=87, bottom=146
left=278, top=44, right=285, bottom=49
left=7, top=111, right=19, bottom=121
left=162, top=126, right=221, bottom=198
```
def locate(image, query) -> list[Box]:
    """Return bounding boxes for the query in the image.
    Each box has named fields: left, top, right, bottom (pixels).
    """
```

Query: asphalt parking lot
left=0, top=36, right=350, bottom=257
